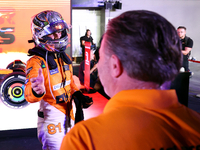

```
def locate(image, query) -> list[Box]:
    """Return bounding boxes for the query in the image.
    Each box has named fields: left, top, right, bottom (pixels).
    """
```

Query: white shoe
left=180, top=67, right=185, bottom=72
left=189, top=71, right=194, bottom=78
left=196, top=94, right=200, bottom=98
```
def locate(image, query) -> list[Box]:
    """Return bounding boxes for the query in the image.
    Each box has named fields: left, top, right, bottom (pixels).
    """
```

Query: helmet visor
left=37, top=20, right=68, bottom=38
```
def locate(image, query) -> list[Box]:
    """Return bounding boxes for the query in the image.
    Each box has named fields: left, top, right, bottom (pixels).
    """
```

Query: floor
left=0, top=61, right=199, bottom=150
left=187, top=61, right=200, bottom=113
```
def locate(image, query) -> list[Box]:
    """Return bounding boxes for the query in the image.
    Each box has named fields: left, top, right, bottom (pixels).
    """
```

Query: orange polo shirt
left=60, top=89, right=200, bottom=150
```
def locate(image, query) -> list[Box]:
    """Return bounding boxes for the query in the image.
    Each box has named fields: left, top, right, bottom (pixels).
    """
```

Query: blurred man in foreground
left=60, top=10, right=200, bottom=150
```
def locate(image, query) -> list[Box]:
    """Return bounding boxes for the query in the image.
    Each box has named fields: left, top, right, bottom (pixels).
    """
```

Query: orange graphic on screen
left=0, top=8, right=15, bottom=25
left=0, top=8, right=16, bottom=45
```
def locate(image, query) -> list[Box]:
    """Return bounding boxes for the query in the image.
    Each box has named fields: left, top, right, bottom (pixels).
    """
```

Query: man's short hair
left=104, top=10, right=182, bottom=85
left=177, top=26, right=186, bottom=30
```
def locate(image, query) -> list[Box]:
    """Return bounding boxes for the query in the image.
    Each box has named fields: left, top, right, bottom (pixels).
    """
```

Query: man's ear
left=110, top=54, right=123, bottom=78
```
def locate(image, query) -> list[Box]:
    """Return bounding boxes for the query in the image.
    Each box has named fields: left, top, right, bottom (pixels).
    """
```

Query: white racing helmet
left=31, top=10, right=69, bottom=52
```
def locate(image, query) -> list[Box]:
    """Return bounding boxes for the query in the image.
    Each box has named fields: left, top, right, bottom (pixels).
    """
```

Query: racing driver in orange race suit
left=24, top=10, right=93, bottom=150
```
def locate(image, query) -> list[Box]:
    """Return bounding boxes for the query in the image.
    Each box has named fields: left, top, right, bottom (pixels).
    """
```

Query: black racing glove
left=73, top=91, right=93, bottom=109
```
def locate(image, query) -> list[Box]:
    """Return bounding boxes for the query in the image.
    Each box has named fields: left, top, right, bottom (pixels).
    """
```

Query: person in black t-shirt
left=80, top=29, right=95, bottom=60
left=177, top=26, right=193, bottom=72
left=78, top=48, right=98, bottom=88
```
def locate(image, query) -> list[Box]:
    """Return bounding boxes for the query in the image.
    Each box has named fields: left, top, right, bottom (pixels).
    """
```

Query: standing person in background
left=25, top=10, right=93, bottom=150
left=80, top=29, right=95, bottom=60
left=78, top=48, right=98, bottom=89
left=177, top=26, right=193, bottom=73
left=60, top=10, right=200, bottom=150
left=79, top=43, right=110, bottom=99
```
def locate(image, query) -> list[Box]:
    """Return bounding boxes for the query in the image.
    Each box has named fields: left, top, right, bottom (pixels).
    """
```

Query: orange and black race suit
left=25, top=53, right=79, bottom=117
left=24, top=51, right=80, bottom=149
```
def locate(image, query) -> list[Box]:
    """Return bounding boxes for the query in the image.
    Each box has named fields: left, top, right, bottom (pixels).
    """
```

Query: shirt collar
left=103, top=89, right=180, bottom=113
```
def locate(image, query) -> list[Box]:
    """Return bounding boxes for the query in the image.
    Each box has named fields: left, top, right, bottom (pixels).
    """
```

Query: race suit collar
left=28, top=47, right=72, bottom=69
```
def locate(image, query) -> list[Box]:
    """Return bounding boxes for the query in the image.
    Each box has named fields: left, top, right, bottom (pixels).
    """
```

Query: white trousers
left=37, top=101, right=67, bottom=150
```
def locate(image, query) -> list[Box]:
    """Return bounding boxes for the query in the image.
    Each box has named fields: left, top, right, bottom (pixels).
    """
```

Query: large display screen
left=0, top=0, right=71, bottom=131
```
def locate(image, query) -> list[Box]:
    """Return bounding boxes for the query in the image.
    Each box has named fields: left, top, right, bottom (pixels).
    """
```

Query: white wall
left=72, top=9, right=104, bottom=57
left=105, top=0, right=200, bottom=60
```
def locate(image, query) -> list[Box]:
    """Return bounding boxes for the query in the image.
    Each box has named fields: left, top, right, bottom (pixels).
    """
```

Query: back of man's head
left=104, top=10, right=182, bottom=85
